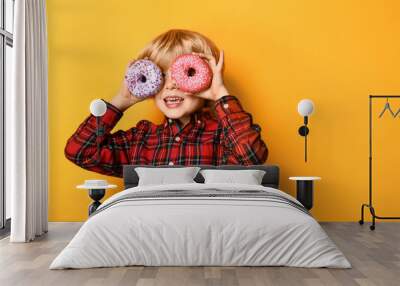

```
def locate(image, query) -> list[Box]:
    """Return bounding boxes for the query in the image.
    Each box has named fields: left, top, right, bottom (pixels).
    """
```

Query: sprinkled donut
left=170, top=54, right=212, bottom=93
left=124, top=59, right=164, bottom=98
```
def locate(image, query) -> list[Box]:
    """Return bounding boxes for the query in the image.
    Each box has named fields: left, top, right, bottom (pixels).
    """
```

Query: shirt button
left=168, top=161, right=174, bottom=165
left=223, top=103, right=229, bottom=109
left=175, top=136, right=181, bottom=142
left=197, top=120, right=201, bottom=124
left=168, top=119, right=173, bottom=123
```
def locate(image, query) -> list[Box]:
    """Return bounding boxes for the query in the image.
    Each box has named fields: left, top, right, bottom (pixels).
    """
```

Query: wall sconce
left=89, top=99, right=107, bottom=164
left=297, top=99, right=314, bottom=162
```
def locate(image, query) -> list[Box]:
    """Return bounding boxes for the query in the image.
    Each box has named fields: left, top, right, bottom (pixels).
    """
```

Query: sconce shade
left=90, top=99, right=107, bottom=117
left=297, top=99, right=314, bottom=117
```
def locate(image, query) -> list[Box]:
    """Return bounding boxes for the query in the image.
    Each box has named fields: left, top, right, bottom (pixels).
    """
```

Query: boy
left=65, top=29, right=268, bottom=177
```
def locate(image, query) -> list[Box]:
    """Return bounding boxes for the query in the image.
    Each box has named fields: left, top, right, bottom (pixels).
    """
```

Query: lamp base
left=298, top=126, right=309, bottom=136
left=88, top=189, right=105, bottom=216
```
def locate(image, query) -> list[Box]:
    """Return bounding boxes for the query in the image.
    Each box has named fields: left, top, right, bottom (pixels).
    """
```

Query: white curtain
left=7, top=0, right=48, bottom=242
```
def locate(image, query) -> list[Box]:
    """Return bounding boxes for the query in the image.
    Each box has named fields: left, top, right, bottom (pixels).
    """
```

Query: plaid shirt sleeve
left=64, top=99, right=148, bottom=178
left=214, top=95, right=268, bottom=165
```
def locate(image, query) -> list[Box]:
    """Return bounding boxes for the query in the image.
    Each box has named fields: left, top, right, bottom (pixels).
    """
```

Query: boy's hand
left=192, top=50, right=229, bottom=101
left=110, top=59, right=146, bottom=112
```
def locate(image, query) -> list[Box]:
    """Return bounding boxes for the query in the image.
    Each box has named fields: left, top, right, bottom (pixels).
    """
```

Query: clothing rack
left=359, top=95, right=400, bottom=230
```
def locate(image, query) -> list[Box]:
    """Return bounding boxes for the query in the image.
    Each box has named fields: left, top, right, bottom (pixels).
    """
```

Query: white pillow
left=200, top=169, right=266, bottom=185
left=135, top=167, right=201, bottom=186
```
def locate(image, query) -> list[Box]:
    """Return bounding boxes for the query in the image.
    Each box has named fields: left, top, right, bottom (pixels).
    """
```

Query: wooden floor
left=0, top=222, right=399, bottom=286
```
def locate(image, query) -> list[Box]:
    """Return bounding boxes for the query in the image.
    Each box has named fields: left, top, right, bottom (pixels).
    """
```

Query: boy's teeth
left=165, top=97, right=183, bottom=103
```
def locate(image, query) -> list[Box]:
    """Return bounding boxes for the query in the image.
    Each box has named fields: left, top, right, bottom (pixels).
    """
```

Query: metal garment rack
left=359, top=95, right=400, bottom=230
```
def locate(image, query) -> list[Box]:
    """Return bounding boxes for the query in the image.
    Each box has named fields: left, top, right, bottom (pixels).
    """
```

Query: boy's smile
left=163, top=95, right=185, bottom=109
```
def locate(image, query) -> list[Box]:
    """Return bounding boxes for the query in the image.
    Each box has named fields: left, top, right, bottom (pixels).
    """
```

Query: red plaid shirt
left=65, top=95, right=268, bottom=177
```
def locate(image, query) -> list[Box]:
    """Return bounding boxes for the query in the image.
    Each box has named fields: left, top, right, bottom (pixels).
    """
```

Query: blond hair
left=137, top=29, right=220, bottom=72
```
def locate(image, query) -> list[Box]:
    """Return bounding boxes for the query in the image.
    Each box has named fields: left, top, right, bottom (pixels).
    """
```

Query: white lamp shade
left=297, top=99, right=314, bottom=116
left=90, top=99, right=107, bottom=117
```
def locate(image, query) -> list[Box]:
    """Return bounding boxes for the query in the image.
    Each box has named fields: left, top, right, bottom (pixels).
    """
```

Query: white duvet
left=50, top=183, right=351, bottom=269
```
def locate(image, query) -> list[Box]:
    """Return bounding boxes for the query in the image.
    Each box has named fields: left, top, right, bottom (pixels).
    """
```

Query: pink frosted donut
left=170, top=54, right=212, bottom=93
left=124, top=59, right=164, bottom=98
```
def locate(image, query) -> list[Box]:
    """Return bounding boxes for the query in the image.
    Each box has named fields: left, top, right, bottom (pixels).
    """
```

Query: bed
left=49, top=164, right=351, bottom=269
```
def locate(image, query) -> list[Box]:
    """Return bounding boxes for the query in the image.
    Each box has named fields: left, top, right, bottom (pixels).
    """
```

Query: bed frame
left=123, top=164, right=280, bottom=189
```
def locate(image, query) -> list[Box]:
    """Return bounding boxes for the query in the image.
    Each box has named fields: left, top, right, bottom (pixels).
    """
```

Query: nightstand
left=77, top=180, right=117, bottom=216
left=289, top=176, right=321, bottom=210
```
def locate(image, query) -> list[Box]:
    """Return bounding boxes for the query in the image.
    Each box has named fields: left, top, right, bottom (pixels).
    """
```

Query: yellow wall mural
left=47, top=0, right=400, bottom=221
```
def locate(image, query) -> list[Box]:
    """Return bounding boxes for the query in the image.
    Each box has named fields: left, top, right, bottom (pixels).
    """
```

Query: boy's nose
left=163, top=70, right=177, bottom=90
left=165, top=77, right=178, bottom=90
